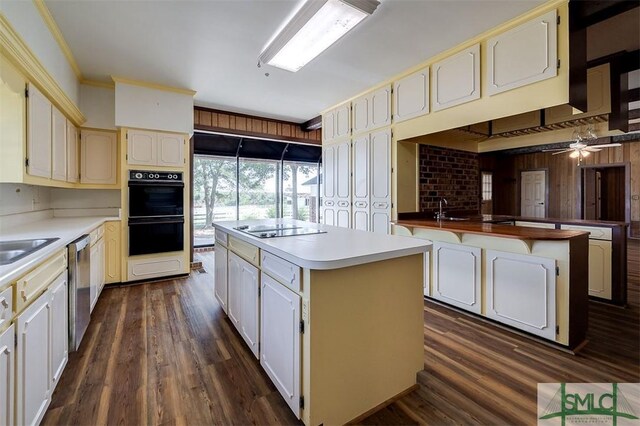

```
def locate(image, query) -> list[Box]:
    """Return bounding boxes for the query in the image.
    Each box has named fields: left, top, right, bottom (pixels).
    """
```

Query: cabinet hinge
left=24, top=85, right=29, bottom=98
left=557, top=15, right=560, bottom=25
left=125, top=154, right=128, bottom=161
left=299, top=320, right=305, bottom=334
left=299, top=396, right=304, bottom=409
left=125, top=132, right=128, bottom=140
left=14, top=333, right=17, bottom=347
left=556, top=325, right=559, bottom=335
left=258, top=286, right=261, bottom=297
left=556, top=266, right=560, bottom=276
left=557, top=59, right=561, bottom=69
left=25, top=158, right=29, bottom=167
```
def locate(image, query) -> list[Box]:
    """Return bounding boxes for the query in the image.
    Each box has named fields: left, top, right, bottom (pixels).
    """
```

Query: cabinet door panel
left=0, top=325, right=14, bottom=426
left=50, top=272, right=68, bottom=388
left=157, top=133, right=184, bottom=167
left=322, top=146, right=335, bottom=199
left=66, top=121, right=78, bottom=182
left=432, top=242, right=481, bottom=314
left=352, top=135, right=369, bottom=231
left=90, top=243, right=99, bottom=313
left=587, top=240, right=612, bottom=300
left=51, top=107, right=67, bottom=181
left=17, top=290, right=52, bottom=426
left=370, top=86, right=391, bottom=130
left=352, top=95, right=370, bottom=135
left=322, top=110, right=336, bottom=143
left=104, top=221, right=121, bottom=284
left=432, top=44, right=480, bottom=111
left=335, top=141, right=351, bottom=200
left=81, top=130, right=117, bottom=184
left=485, top=250, right=557, bottom=340
left=260, top=273, right=301, bottom=418
left=335, top=103, right=351, bottom=139
left=370, top=129, right=391, bottom=234
left=27, top=84, right=52, bottom=178
left=228, top=252, right=242, bottom=327
left=239, top=257, right=260, bottom=359
left=487, top=10, right=557, bottom=95
left=393, top=67, right=429, bottom=123
left=214, top=246, right=229, bottom=313
left=127, top=129, right=156, bottom=165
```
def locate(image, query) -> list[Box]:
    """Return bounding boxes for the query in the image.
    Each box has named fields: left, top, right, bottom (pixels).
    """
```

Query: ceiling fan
left=542, top=141, right=621, bottom=164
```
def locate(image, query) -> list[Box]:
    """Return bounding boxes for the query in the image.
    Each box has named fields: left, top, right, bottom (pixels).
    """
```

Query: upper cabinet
left=26, top=84, right=52, bottom=179
left=486, top=10, right=558, bottom=96
left=353, top=86, right=391, bottom=134
left=322, top=102, right=351, bottom=143
left=51, top=107, right=67, bottom=182
left=393, top=67, right=429, bottom=123
left=545, top=64, right=611, bottom=125
left=432, top=44, right=480, bottom=111
left=81, top=130, right=117, bottom=185
left=127, top=129, right=185, bottom=167
left=66, top=121, right=78, bottom=183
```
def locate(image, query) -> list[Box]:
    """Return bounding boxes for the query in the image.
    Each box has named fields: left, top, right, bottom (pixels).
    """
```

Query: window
left=238, top=158, right=278, bottom=220
left=481, top=172, right=492, bottom=201
left=282, top=161, right=320, bottom=223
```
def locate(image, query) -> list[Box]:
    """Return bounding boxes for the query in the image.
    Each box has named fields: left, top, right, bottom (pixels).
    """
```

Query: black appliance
left=128, top=170, right=184, bottom=256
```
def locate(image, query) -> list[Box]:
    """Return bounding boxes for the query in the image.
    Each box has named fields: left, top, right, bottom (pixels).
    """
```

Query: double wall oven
left=128, top=170, right=184, bottom=256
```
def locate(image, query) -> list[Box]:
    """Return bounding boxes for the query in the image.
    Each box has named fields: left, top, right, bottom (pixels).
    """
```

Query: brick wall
left=419, top=145, right=480, bottom=213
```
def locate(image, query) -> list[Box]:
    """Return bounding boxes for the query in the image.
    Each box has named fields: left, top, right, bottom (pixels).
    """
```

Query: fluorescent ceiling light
left=259, top=0, right=380, bottom=72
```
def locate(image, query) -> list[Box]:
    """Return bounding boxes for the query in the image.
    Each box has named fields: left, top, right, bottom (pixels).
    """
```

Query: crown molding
left=111, top=76, right=196, bottom=96
left=81, top=79, right=115, bottom=89
left=0, top=13, right=86, bottom=126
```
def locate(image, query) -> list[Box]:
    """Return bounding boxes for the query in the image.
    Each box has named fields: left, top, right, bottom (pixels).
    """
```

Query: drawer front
left=560, top=225, right=612, bottom=241
left=228, top=236, right=259, bottom=266
left=127, top=254, right=185, bottom=282
left=515, top=221, right=556, bottom=230
left=261, top=251, right=301, bottom=293
left=215, top=229, right=228, bottom=247
left=0, top=286, right=13, bottom=331
left=16, top=249, right=67, bottom=313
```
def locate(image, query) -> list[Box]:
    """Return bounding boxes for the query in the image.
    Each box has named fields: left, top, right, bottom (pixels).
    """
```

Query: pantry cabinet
left=369, top=129, right=391, bottom=234
left=322, top=140, right=351, bottom=228
left=351, top=134, right=370, bottom=231
left=432, top=44, right=480, bottom=111
left=393, top=67, right=429, bottom=123
left=51, top=107, right=67, bottom=182
left=260, top=273, right=301, bottom=418
left=81, top=129, right=117, bottom=185
left=228, top=252, right=260, bottom=359
left=0, top=324, right=14, bottom=426
left=486, top=9, right=558, bottom=96
left=26, top=83, right=52, bottom=179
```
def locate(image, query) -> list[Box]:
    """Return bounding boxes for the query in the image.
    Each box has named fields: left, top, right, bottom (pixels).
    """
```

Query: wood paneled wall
left=194, top=106, right=321, bottom=145
left=480, top=141, right=640, bottom=222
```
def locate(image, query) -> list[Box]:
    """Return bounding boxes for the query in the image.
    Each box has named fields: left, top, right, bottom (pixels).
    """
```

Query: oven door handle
left=128, top=217, right=185, bottom=226
left=128, top=180, right=184, bottom=187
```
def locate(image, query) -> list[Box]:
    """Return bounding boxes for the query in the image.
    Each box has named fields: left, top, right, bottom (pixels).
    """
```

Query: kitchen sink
left=0, top=238, right=60, bottom=265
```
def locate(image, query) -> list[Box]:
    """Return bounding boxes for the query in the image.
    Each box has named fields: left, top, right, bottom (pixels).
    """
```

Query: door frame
left=577, top=162, right=630, bottom=224
left=519, top=168, right=549, bottom=217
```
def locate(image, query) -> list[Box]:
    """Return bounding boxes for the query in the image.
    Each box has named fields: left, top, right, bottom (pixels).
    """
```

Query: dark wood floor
left=43, top=241, right=639, bottom=425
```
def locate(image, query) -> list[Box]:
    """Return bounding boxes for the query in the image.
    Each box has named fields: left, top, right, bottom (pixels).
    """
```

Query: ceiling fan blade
left=587, top=143, right=622, bottom=149
left=542, top=148, right=569, bottom=152
left=584, top=147, right=602, bottom=152
left=551, top=149, right=574, bottom=155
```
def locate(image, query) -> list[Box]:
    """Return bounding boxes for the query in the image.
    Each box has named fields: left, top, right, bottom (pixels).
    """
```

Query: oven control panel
left=129, top=170, right=183, bottom=182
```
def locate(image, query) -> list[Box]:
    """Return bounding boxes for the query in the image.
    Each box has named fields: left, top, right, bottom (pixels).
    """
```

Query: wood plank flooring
left=43, top=241, right=639, bottom=425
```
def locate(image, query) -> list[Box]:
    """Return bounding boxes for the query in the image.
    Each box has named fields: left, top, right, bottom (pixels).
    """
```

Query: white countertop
left=213, top=219, right=431, bottom=270
left=0, top=216, right=119, bottom=288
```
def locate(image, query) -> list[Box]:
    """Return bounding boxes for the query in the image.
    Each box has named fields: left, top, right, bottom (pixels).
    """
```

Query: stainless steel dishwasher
left=68, top=235, right=91, bottom=351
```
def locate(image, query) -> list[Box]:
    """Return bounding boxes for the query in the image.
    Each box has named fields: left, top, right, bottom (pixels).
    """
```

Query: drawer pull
left=0, top=298, right=7, bottom=309
left=324, top=200, right=335, bottom=207
left=338, top=201, right=349, bottom=207
left=20, top=290, right=27, bottom=301
left=373, top=202, right=389, bottom=209
left=354, top=201, right=367, bottom=208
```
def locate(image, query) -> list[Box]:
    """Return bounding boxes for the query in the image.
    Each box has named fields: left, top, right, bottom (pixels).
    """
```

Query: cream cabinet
left=90, top=228, right=105, bottom=312
left=486, top=9, right=558, bottom=96
left=127, top=254, right=186, bottom=282
left=369, top=129, right=391, bottom=234
left=352, top=86, right=391, bottom=134
left=545, top=64, right=611, bottom=125
left=26, top=83, right=52, bottom=179
left=49, top=272, right=68, bottom=389
left=586, top=240, right=612, bottom=300
left=260, top=273, right=301, bottom=418
left=127, top=129, right=185, bottom=167
left=228, top=252, right=260, bottom=359
left=51, top=107, right=67, bottom=182
left=66, top=121, right=78, bottom=183
left=351, top=134, right=370, bottom=231
left=16, top=288, right=52, bottom=426
left=322, top=102, right=351, bottom=143
left=485, top=250, right=557, bottom=340
left=0, top=324, right=14, bottom=426
left=432, top=44, right=481, bottom=111
left=432, top=242, right=482, bottom=314
left=393, top=67, right=429, bottom=123
left=104, top=221, right=121, bottom=284
left=321, top=140, right=351, bottom=228
left=214, top=245, right=229, bottom=313
left=81, top=129, right=117, bottom=185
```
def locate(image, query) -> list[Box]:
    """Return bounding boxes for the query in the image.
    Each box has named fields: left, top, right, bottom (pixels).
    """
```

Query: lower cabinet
left=16, top=287, right=52, bottom=426
left=228, top=252, right=260, bottom=359
left=260, top=273, right=301, bottom=418
left=485, top=250, right=557, bottom=340
left=431, top=242, right=482, bottom=314
left=587, top=240, right=612, bottom=300
left=423, top=251, right=431, bottom=297
left=214, top=246, right=228, bottom=313
left=104, top=221, right=121, bottom=284
left=0, top=324, right=15, bottom=426
left=50, top=273, right=68, bottom=388
left=90, top=237, right=105, bottom=312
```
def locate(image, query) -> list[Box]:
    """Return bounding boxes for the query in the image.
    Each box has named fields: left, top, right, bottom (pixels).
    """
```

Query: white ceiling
left=46, top=0, right=546, bottom=123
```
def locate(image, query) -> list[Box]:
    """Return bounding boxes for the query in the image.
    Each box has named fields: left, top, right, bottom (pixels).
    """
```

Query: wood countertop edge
left=394, top=220, right=590, bottom=241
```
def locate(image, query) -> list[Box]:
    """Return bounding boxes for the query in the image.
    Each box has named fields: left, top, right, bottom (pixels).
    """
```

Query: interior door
left=521, top=170, right=546, bottom=218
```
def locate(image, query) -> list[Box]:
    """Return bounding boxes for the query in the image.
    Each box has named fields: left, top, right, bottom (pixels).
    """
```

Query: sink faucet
left=436, top=198, right=448, bottom=221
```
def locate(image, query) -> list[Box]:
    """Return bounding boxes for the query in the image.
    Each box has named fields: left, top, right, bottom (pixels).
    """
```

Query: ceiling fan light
left=569, top=151, right=580, bottom=158
left=259, top=0, right=380, bottom=72
left=582, top=150, right=590, bottom=157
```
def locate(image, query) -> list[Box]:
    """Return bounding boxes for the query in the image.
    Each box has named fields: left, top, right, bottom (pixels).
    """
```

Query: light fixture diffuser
left=259, top=0, right=380, bottom=72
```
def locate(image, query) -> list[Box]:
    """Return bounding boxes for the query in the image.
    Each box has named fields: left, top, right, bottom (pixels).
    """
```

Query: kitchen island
left=212, top=219, right=431, bottom=426
left=393, top=218, right=589, bottom=350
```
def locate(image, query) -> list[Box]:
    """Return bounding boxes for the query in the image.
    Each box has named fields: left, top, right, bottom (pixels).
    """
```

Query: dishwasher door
left=68, top=235, right=91, bottom=352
